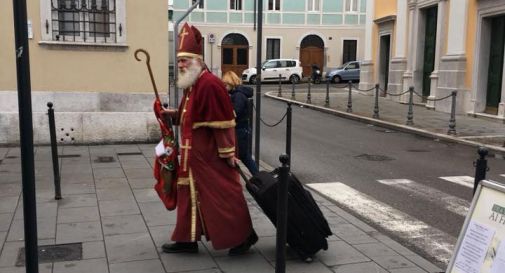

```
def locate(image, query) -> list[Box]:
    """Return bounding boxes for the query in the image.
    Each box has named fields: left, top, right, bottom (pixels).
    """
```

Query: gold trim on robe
left=192, top=120, right=236, bottom=129
left=218, top=146, right=235, bottom=154
left=189, top=169, right=197, bottom=241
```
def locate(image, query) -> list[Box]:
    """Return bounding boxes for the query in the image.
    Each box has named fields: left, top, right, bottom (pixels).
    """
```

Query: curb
left=265, top=91, right=505, bottom=156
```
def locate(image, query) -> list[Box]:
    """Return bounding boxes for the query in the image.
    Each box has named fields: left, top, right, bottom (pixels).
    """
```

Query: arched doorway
left=221, top=34, right=249, bottom=77
left=299, top=35, right=324, bottom=77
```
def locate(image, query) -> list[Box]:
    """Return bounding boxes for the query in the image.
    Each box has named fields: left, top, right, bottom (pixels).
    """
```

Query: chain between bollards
left=447, top=91, right=457, bottom=135
left=406, top=86, right=414, bottom=125
left=276, top=154, right=290, bottom=273
left=47, top=102, right=62, bottom=200
left=346, top=81, right=352, bottom=113
left=373, top=84, right=380, bottom=119
left=277, top=74, right=282, bottom=97
left=325, top=79, right=330, bottom=107
left=306, top=79, right=312, bottom=104
left=473, top=147, right=489, bottom=195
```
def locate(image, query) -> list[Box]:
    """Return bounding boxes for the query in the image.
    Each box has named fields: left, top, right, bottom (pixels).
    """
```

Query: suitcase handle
left=235, top=165, right=252, bottom=186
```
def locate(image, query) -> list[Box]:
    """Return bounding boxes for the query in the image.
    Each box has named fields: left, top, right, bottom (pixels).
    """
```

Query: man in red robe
left=162, top=22, right=257, bottom=256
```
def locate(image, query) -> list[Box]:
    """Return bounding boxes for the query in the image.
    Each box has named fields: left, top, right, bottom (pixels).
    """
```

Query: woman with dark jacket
left=222, top=71, right=259, bottom=175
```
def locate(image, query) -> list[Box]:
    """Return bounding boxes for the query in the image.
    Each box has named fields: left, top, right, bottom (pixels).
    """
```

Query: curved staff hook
left=134, top=48, right=160, bottom=100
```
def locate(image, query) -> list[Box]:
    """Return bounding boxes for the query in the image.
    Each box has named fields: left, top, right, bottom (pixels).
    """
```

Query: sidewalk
left=0, top=144, right=443, bottom=273
left=265, top=87, right=505, bottom=156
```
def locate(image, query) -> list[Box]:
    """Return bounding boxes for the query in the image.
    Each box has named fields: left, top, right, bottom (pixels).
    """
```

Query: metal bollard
left=448, top=91, right=457, bottom=135
left=47, top=102, right=62, bottom=200
left=276, top=154, right=290, bottom=273
left=346, top=81, right=352, bottom=113
left=286, top=103, right=292, bottom=166
left=291, top=80, right=296, bottom=99
left=373, top=84, right=380, bottom=119
left=406, top=86, right=414, bottom=125
left=277, top=74, right=282, bottom=97
left=325, top=79, right=330, bottom=107
left=306, top=79, right=312, bottom=104
left=473, top=147, right=489, bottom=195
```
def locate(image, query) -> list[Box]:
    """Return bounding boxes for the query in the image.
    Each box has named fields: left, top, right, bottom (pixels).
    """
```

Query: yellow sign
left=447, top=180, right=505, bottom=273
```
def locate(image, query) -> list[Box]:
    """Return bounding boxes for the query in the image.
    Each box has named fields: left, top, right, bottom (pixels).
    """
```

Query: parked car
left=242, top=59, right=303, bottom=84
left=325, top=61, right=360, bottom=83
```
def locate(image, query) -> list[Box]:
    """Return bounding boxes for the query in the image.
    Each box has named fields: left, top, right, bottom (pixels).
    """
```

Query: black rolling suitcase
left=240, top=168, right=332, bottom=261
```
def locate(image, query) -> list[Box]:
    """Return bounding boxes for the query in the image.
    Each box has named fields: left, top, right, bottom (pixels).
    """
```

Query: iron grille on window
left=50, top=0, right=119, bottom=43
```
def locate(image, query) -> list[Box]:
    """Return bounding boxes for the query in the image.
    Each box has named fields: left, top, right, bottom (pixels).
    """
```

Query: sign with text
left=447, top=180, right=505, bottom=273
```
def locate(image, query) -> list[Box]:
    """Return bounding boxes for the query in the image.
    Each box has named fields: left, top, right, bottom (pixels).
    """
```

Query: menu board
left=447, top=180, right=505, bottom=273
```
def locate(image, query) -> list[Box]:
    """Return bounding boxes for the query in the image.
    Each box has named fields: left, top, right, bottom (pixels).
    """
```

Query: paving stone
left=332, top=261, right=388, bottom=273
left=121, top=161, right=152, bottom=169
left=102, top=214, right=148, bottom=236
left=94, top=178, right=129, bottom=189
left=123, top=168, right=152, bottom=179
left=0, top=213, right=13, bottom=232
left=0, top=231, right=6, bottom=248
left=404, top=255, right=443, bottom=273
left=353, top=242, right=397, bottom=257
left=253, top=235, right=300, bottom=262
left=138, top=201, right=177, bottom=226
left=110, top=259, right=165, bottom=273
left=159, top=242, right=220, bottom=273
left=282, top=260, right=335, bottom=273
left=0, top=241, right=24, bottom=267
left=57, top=206, right=100, bottom=223
left=0, top=183, right=22, bottom=197
left=332, top=223, right=377, bottom=244
left=53, top=258, right=108, bottom=273
left=61, top=183, right=95, bottom=195
left=96, top=187, right=134, bottom=201
left=317, top=240, right=370, bottom=266
left=372, top=255, right=418, bottom=270
left=389, top=268, right=430, bottom=273
left=0, top=197, right=19, bottom=213
left=7, top=217, right=56, bottom=241
left=59, top=174, right=95, bottom=184
left=0, top=263, right=53, bottom=273
left=214, top=252, right=274, bottom=273
left=15, top=202, right=57, bottom=220
left=56, top=221, right=103, bottom=244
left=128, top=178, right=155, bottom=189
left=57, top=194, right=97, bottom=208
left=133, top=188, right=158, bottom=203
left=99, top=199, right=140, bottom=216
left=105, top=232, right=158, bottom=263
left=82, top=241, right=106, bottom=260
left=148, top=225, right=174, bottom=249
left=93, top=167, right=126, bottom=179
left=91, top=161, right=122, bottom=169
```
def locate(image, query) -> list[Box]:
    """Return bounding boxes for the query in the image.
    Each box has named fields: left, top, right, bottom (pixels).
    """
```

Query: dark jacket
left=230, top=85, right=253, bottom=129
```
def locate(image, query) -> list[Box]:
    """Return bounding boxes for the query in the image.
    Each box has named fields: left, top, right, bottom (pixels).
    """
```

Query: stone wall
left=0, top=91, right=163, bottom=145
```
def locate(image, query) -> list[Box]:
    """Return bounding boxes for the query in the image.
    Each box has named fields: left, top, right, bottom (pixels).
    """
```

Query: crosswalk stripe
left=439, top=176, right=474, bottom=188
left=307, top=182, right=456, bottom=265
left=501, top=174, right=505, bottom=178
left=377, top=179, right=470, bottom=217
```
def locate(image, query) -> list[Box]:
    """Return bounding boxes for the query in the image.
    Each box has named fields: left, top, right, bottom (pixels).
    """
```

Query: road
left=254, top=95, right=505, bottom=268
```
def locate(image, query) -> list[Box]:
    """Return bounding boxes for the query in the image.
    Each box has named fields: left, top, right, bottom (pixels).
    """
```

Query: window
left=41, top=0, right=126, bottom=44
left=192, top=0, right=204, bottom=9
left=230, top=0, right=242, bottom=10
left=268, top=0, right=280, bottom=11
left=307, top=0, right=320, bottom=12
left=263, top=61, right=279, bottom=69
left=345, top=0, right=358, bottom=12
left=266, top=38, right=280, bottom=60
left=342, top=40, right=357, bottom=64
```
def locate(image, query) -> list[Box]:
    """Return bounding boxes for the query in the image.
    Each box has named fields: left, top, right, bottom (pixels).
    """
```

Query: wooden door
left=300, top=47, right=324, bottom=77
left=485, top=15, right=505, bottom=114
left=422, top=6, right=438, bottom=98
left=221, top=45, right=249, bottom=77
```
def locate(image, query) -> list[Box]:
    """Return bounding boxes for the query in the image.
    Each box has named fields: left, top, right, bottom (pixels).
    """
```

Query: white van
left=242, top=59, right=303, bottom=84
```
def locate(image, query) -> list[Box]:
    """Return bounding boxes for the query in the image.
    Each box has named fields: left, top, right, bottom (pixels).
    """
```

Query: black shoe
left=162, top=242, right=198, bottom=253
left=228, top=230, right=259, bottom=256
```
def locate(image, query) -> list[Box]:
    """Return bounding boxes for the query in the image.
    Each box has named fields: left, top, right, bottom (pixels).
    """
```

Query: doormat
left=16, top=242, right=82, bottom=266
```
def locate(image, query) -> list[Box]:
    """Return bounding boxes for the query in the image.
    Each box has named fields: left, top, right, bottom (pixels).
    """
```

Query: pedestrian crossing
left=307, top=174, right=505, bottom=266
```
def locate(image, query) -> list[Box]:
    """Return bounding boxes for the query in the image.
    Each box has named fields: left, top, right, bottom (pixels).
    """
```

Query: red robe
left=171, top=70, right=253, bottom=250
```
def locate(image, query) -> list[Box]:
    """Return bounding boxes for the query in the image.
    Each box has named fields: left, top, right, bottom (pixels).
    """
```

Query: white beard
left=177, top=59, right=202, bottom=89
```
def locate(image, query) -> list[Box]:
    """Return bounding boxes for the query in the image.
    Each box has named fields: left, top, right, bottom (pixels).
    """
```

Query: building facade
left=0, top=0, right=169, bottom=144
left=170, top=0, right=368, bottom=78
left=361, top=0, right=505, bottom=121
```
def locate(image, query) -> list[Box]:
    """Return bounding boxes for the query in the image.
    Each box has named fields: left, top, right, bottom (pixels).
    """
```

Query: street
left=255, top=95, right=505, bottom=266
